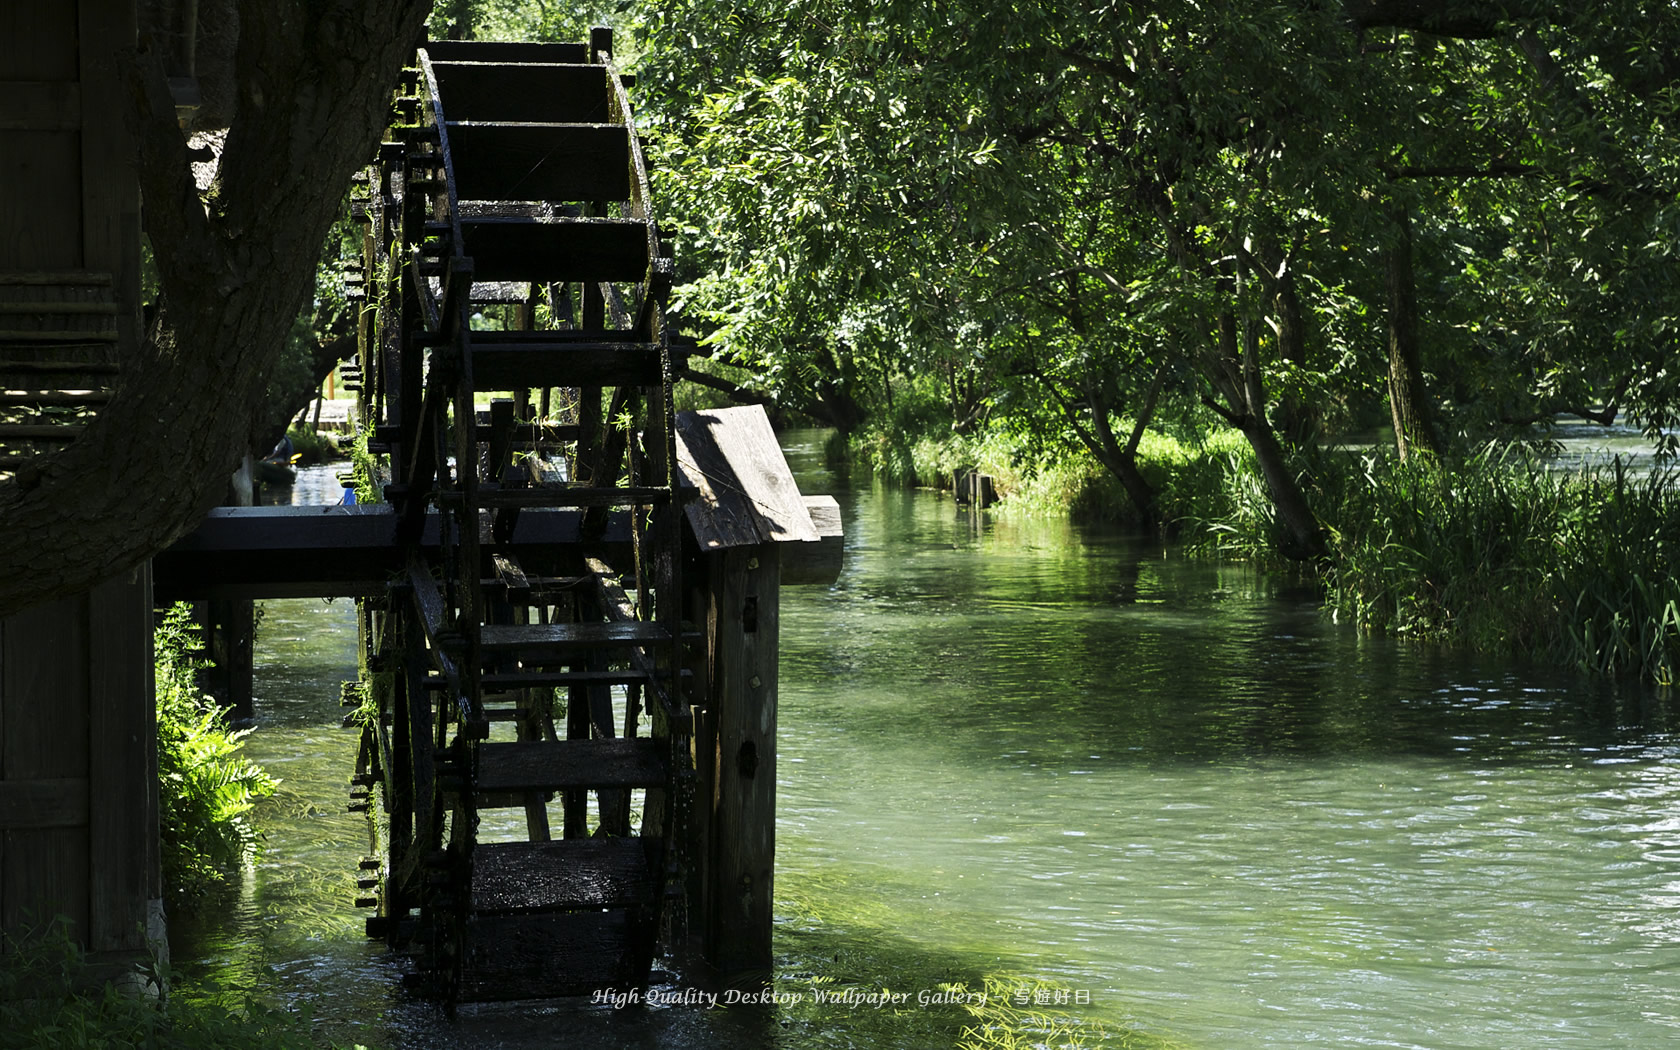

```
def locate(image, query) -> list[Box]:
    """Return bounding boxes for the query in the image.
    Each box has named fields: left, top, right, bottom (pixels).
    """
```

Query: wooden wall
left=0, top=0, right=159, bottom=972
left=0, top=571, right=158, bottom=964
left=0, top=0, right=143, bottom=308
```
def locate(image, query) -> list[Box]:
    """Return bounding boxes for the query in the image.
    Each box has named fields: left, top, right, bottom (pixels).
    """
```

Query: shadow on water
left=171, top=456, right=1680, bottom=1049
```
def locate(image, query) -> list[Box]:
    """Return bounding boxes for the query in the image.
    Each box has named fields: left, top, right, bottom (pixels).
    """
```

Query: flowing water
left=170, top=442, right=1680, bottom=1049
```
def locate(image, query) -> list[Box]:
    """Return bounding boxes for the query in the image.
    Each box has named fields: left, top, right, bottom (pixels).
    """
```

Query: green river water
left=171, top=435, right=1680, bottom=1049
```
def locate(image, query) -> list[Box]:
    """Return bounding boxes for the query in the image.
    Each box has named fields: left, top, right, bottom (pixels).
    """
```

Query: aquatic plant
left=155, top=604, right=278, bottom=898
left=0, top=920, right=369, bottom=1050
left=959, top=977, right=1184, bottom=1050
left=1303, top=447, right=1680, bottom=682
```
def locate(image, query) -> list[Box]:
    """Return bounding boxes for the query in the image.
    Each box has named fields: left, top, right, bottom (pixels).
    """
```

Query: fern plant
left=154, top=604, right=278, bottom=898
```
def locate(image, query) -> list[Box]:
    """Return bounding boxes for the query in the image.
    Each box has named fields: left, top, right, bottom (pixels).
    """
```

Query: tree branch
left=1388, top=162, right=1543, bottom=180
left=1058, top=46, right=1138, bottom=88
left=678, top=366, right=777, bottom=407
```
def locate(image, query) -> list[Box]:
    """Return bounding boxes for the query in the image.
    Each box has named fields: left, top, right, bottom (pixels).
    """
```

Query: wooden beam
left=1, top=593, right=92, bottom=935
left=460, top=217, right=650, bottom=283
left=153, top=506, right=639, bottom=601
left=423, top=41, right=590, bottom=65
left=447, top=123, right=629, bottom=202
left=77, top=0, right=141, bottom=362
left=430, top=61, right=607, bottom=123
left=780, top=494, right=844, bottom=586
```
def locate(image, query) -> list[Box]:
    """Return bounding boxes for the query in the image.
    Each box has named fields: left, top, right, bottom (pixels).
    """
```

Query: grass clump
left=155, top=604, right=278, bottom=898
left=1303, top=447, right=1680, bottom=682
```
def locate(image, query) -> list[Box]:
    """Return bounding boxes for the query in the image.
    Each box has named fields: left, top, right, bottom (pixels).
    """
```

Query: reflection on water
left=172, top=456, right=1680, bottom=1049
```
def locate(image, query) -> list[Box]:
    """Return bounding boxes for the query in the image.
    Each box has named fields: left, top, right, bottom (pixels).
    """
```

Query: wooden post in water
left=673, top=406, right=841, bottom=981
left=703, top=543, right=779, bottom=977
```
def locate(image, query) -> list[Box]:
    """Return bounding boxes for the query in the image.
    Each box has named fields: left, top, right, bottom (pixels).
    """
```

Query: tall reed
left=1308, top=447, right=1680, bottom=682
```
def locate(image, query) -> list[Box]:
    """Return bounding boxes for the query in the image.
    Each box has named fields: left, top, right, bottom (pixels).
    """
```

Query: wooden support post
left=207, top=598, right=254, bottom=721
left=88, top=565, right=157, bottom=960
left=703, top=543, right=778, bottom=979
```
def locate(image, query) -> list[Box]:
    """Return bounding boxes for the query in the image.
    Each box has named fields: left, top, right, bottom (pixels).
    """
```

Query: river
left=170, top=437, right=1680, bottom=1049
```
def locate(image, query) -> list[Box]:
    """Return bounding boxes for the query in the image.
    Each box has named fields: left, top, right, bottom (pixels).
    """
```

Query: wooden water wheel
left=347, top=29, right=694, bottom=1005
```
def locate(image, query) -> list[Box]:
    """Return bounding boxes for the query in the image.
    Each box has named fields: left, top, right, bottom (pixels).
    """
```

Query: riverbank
left=836, top=421, right=1680, bottom=683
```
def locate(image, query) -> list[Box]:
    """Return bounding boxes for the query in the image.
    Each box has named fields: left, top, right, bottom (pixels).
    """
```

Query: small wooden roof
left=676, top=405, right=819, bottom=550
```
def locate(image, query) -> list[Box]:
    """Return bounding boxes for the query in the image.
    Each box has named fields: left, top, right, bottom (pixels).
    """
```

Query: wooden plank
left=0, top=359, right=119, bottom=374
left=0, top=779, right=89, bottom=829
left=477, top=485, right=670, bottom=510
left=2, top=595, right=89, bottom=780
left=0, top=82, right=82, bottom=131
left=152, top=506, right=639, bottom=602
left=432, top=62, right=608, bottom=124
left=479, top=619, right=672, bottom=662
left=704, top=544, right=779, bottom=974
left=0, top=329, right=117, bottom=342
left=0, top=589, right=91, bottom=938
left=407, top=554, right=449, bottom=642
left=460, top=217, right=650, bottom=283
left=423, top=41, right=590, bottom=65
left=2, top=828, right=90, bottom=936
left=0, top=391, right=110, bottom=407
left=470, top=338, right=661, bottom=390
left=0, top=300, right=117, bottom=314
left=471, top=837, right=658, bottom=913
left=676, top=406, right=820, bottom=549
left=77, top=0, right=139, bottom=320
left=476, top=668, right=680, bottom=692
left=447, top=122, right=629, bottom=202
left=0, top=424, right=84, bottom=441
left=492, top=552, right=530, bottom=599
left=476, top=738, right=666, bottom=793
left=87, top=566, right=153, bottom=953
left=0, top=272, right=111, bottom=286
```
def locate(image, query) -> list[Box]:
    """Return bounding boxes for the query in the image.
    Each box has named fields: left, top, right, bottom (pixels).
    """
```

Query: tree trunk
left=1084, top=373, right=1158, bottom=524
left=0, top=0, right=431, bottom=617
left=1271, top=264, right=1316, bottom=447
left=1385, top=206, right=1442, bottom=461
left=1241, top=414, right=1328, bottom=559
left=1205, top=311, right=1328, bottom=559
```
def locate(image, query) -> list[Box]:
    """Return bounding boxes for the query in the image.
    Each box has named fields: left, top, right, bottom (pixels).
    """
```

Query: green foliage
left=0, top=921, right=367, bottom=1050
left=347, top=426, right=380, bottom=505
left=283, top=425, right=343, bottom=466
left=1295, top=449, right=1680, bottom=682
left=843, top=393, right=1252, bottom=528
left=154, top=605, right=277, bottom=899
left=628, top=0, right=1680, bottom=554
left=430, top=0, right=623, bottom=47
